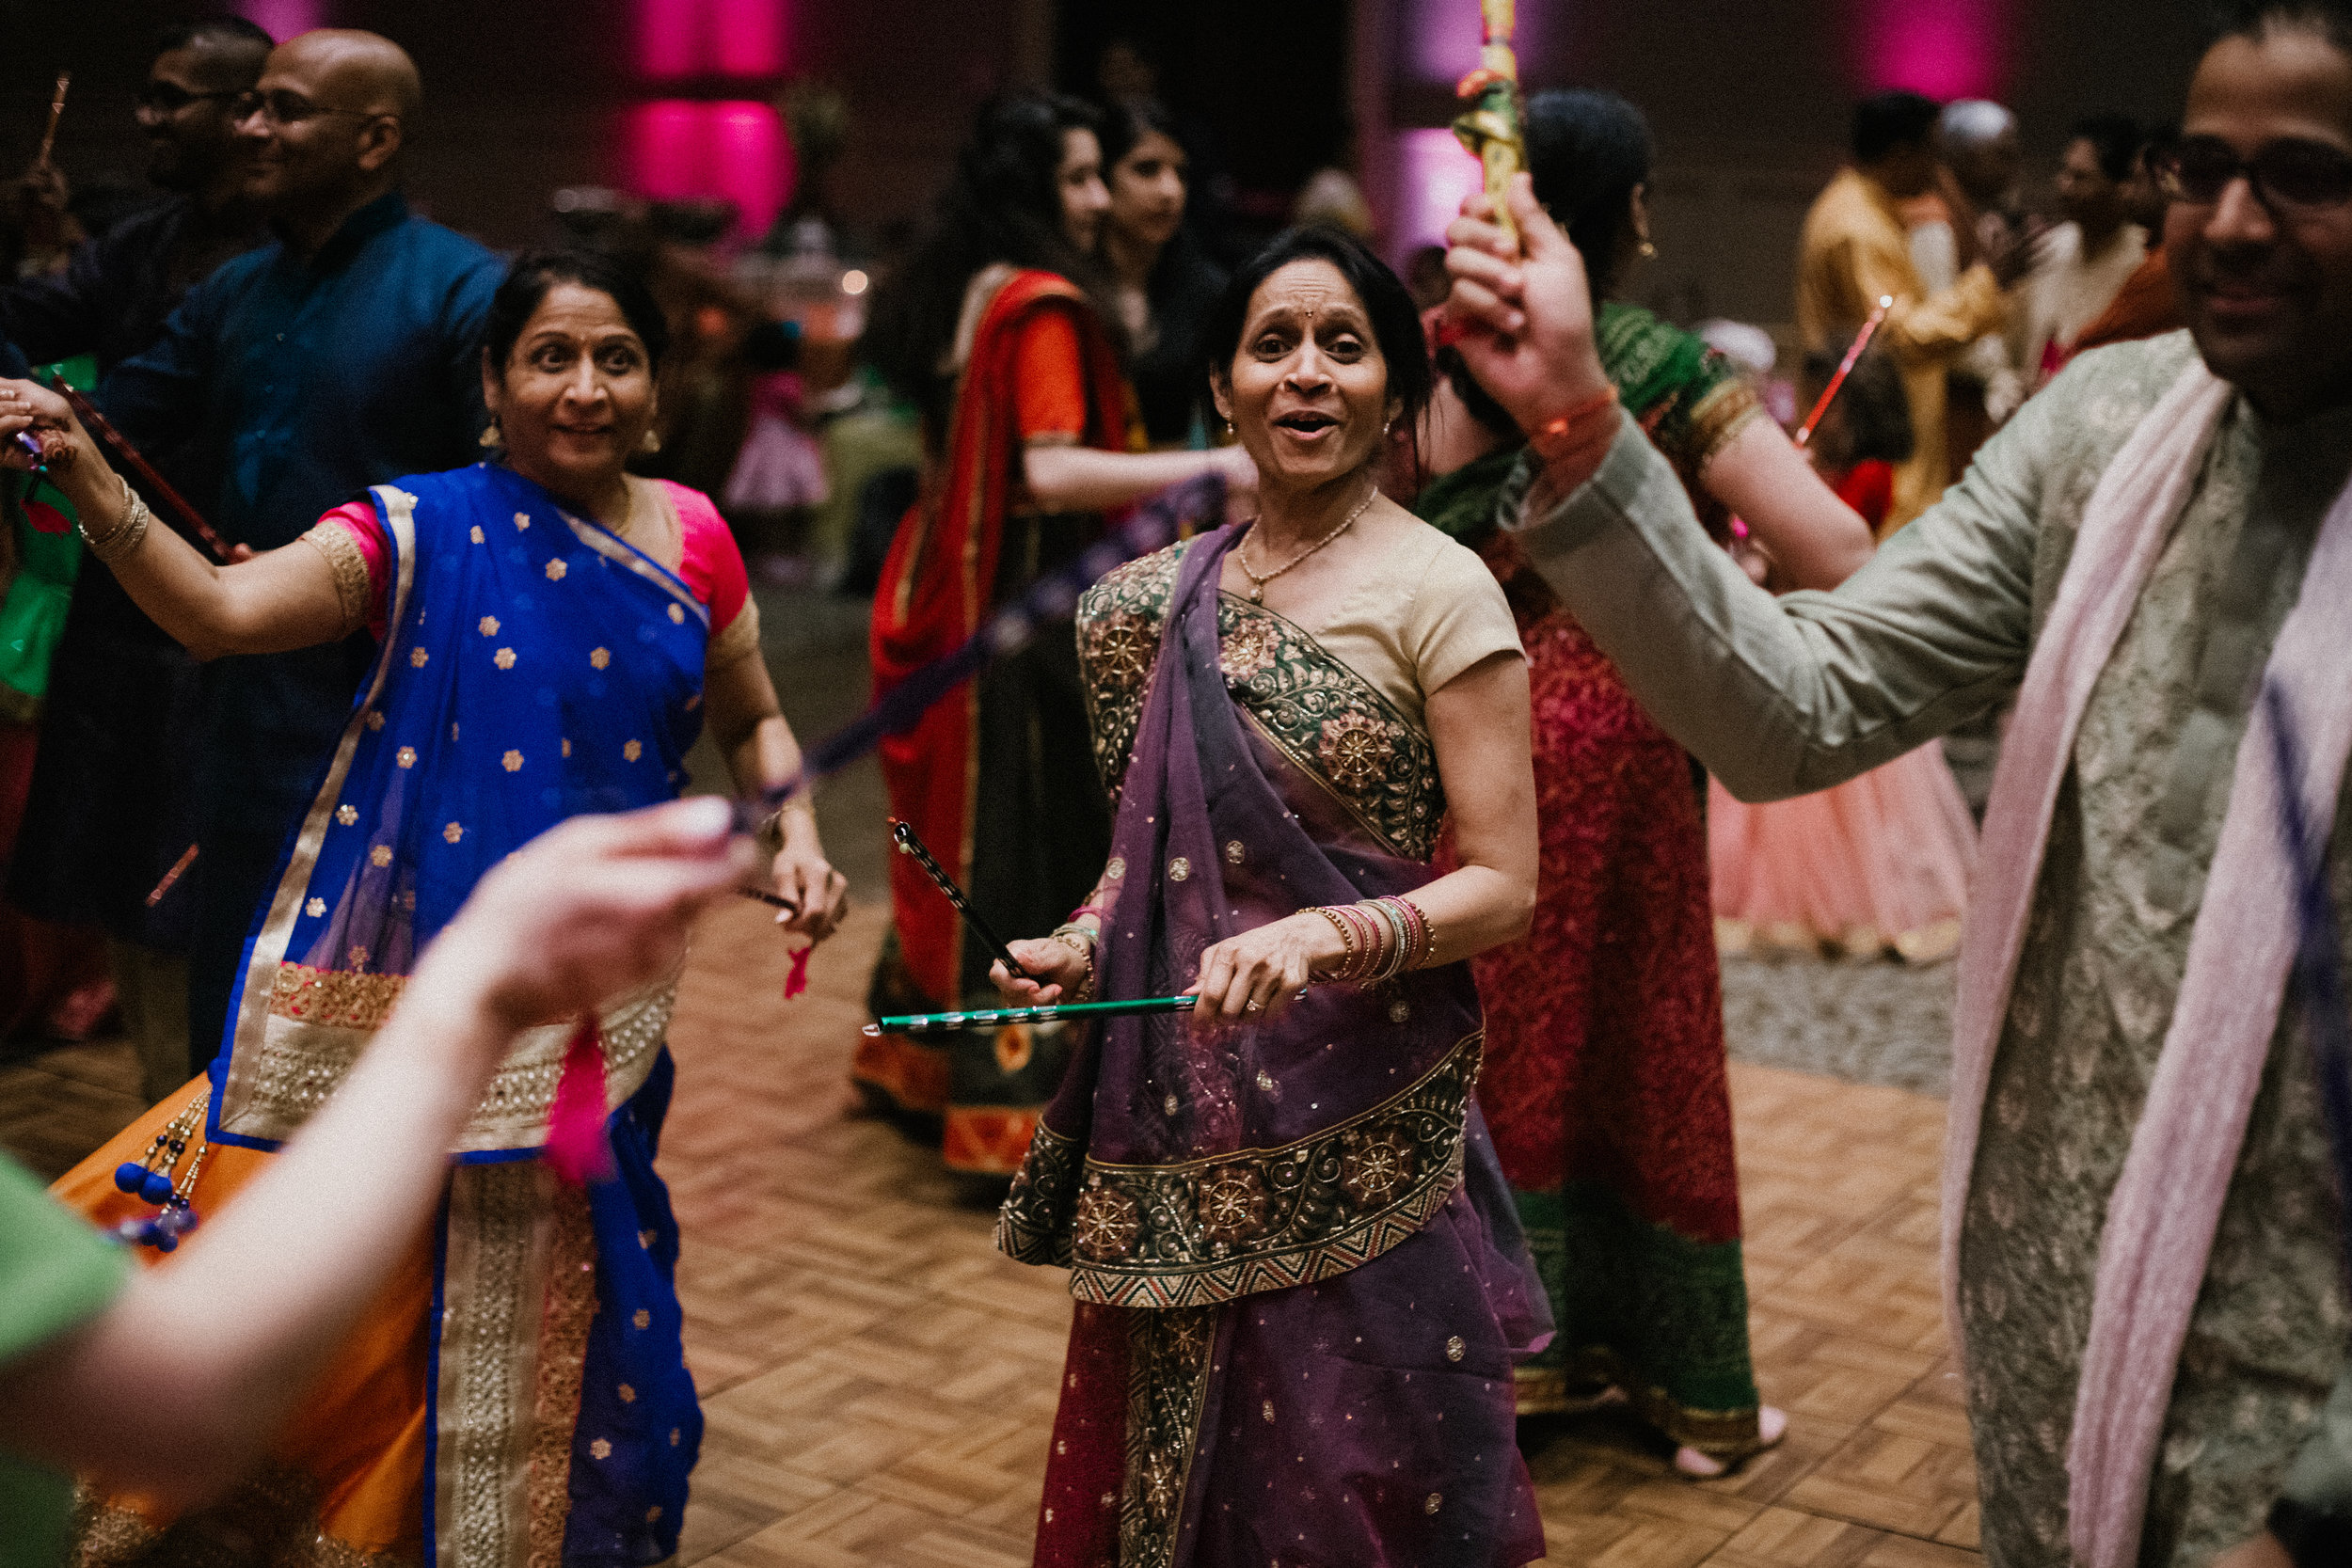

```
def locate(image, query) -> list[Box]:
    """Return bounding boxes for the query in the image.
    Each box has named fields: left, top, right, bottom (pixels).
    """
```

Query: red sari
left=861, top=267, right=1135, bottom=1173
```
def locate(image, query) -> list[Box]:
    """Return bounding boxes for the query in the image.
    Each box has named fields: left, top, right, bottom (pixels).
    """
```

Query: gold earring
left=1638, top=239, right=1658, bottom=260
left=640, top=427, right=662, bottom=454
left=477, top=417, right=501, bottom=449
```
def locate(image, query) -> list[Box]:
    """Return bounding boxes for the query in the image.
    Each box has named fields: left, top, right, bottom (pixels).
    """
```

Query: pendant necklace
left=1238, top=482, right=1377, bottom=604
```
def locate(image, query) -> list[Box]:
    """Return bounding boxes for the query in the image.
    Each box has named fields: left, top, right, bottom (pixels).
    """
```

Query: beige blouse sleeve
left=1406, top=533, right=1523, bottom=699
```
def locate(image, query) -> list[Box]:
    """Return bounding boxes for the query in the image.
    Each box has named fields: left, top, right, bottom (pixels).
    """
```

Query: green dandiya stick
left=863, top=993, right=1200, bottom=1037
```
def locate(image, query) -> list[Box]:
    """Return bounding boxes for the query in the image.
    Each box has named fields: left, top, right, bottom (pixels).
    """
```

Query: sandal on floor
left=1672, top=1404, right=1788, bottom=1478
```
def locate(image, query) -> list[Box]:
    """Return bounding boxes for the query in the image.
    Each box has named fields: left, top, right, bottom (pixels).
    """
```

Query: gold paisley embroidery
left=298, top=520, right=373, bottom=635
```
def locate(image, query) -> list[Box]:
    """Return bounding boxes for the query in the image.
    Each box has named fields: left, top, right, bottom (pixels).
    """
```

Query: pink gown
left=1708, top=742, right=1977, bottom=962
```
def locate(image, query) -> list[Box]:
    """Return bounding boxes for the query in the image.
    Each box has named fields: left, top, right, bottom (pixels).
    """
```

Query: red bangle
left=1528, top=385, right=1619, bottom=462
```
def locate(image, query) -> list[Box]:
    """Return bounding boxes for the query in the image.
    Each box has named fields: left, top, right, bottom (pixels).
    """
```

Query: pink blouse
left=314, top=479, right=754, bottom=656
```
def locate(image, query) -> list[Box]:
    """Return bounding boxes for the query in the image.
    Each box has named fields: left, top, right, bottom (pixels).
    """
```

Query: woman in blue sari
left=10, top=248, right=847, bottom=1564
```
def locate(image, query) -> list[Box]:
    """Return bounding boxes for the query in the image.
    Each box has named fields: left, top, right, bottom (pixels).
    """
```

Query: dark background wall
left=0, top=1, right=2219, bottom=330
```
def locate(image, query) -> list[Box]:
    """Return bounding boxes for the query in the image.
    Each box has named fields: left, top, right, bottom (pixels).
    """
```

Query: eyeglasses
left=230, top=90, right=394, bottom=129
left=135, top=82, right=243, bottom=115
left=2153, top=135, right=2352, bottom=215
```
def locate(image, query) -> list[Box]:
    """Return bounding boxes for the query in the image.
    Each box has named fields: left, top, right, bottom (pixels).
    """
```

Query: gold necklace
left=1238, top=483, right=1377, bottom=604
left=609, top=477, right=636, bottom=540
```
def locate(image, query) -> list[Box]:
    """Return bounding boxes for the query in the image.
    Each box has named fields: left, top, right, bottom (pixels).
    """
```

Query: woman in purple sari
left=993, top=228, right=1549, bottom=1566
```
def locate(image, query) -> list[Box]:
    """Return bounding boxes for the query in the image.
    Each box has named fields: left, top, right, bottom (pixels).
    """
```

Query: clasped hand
left=1440, top=174, right=1614, bottom=433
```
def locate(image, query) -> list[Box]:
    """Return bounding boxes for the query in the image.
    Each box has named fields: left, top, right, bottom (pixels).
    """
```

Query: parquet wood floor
left=1, top=895, right=1981, bottom=1567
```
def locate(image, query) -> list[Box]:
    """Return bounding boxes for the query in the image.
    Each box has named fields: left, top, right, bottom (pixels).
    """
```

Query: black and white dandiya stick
left=865, top=993, right=1199, bottom=1037
left=890, top=816, right=1031, bottom=980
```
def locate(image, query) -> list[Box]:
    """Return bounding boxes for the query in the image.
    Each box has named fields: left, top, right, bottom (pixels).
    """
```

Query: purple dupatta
left=1000, top=524, right=1491, bottom=1308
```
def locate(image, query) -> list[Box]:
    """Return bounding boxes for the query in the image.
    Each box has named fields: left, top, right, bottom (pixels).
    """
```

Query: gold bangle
left=1049, top=924, right=1096, bottom=1001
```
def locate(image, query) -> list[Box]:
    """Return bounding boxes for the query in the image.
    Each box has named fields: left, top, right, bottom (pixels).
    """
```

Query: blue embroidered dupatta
left=210, top=463, right=708, bottom=1158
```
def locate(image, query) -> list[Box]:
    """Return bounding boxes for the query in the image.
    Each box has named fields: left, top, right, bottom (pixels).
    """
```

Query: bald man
left=99, top=29, right=502, bottom=1082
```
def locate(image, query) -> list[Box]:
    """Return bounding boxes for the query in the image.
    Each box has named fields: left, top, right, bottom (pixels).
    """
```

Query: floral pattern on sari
left=1119, top=1307, right=1217, bottom=1568
left=995, top=1032, right=1481, bottom=1307
left=1074, top=541, right=1445, bottom=862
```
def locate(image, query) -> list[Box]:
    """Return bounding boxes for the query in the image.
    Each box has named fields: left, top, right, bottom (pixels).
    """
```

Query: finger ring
left=1244, top=999, right=1261, bottom=1013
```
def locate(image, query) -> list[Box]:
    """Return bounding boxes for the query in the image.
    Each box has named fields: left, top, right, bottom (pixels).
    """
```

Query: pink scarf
left=1942, top=360, right=2352, bottom=1568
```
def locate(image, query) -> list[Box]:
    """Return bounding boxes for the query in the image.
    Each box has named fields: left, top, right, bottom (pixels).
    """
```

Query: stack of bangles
left=1049, top=906, right=1104, bottom=1002
left=1308, top=895, right=1435, bottom=984
left=78, top=474, right=152, bottom=564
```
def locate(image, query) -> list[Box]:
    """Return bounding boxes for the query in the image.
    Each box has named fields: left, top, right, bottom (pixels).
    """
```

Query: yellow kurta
left=1796, top=167, right=2008, bottom=534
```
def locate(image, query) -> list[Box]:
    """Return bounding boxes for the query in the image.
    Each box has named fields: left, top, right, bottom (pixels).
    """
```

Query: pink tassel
left=783, top=943, right=812, bottom=1001
left=543, top=1014, right=612, bottom=1185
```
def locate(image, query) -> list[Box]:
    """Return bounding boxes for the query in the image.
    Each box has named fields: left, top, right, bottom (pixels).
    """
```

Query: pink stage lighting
left=625, top=101, right=794, bottom=239
left=238, top=0, right=323, bottom=38
left=1851, top=0, right=2010, bottom=101
left=636, top=0, right=787, bottom=80
left=1395, top=126, right=1485, bottom=259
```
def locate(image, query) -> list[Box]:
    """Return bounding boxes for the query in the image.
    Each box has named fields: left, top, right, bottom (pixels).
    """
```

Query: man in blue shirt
left=1, top=16, right=274, bottom=1108
left=101, top=29, right=502, bottom=1075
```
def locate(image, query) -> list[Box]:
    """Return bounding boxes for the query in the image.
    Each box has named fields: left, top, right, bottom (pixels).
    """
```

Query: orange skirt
left=52, top=1078, right=432, bottom=1561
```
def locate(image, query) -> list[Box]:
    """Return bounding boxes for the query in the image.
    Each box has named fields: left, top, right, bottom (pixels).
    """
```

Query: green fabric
left=0, top=478, right=82, bottom=705
left=1514, top=329, right=2352, bottom=1566
left=1417, top=444, right=1523, bottom=545
left=0, top=1152, right=130, bottom=1568
left=1516, top=1184, right=1758, bottom=1418
left=41, top=356, right=95, bottom=395
left=1597, top=301, right=1717, bottom=418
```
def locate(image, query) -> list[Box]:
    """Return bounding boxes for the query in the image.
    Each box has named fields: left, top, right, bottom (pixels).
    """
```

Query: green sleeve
left=1506, top=356, right=2062, bottom=800
left=0, top=1153, right=127, bottom=1367
left=0, top=1154, right=127, bottom=1568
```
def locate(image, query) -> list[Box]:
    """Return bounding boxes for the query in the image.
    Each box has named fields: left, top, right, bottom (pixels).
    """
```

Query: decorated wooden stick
left=56, top=382, right=232, bottom=562
left=865, top=993, right=1200, bottom=1037
left=1794, top=295, right=1894, bottom=449
left=36, top=73, right=70, bottom=170
left=1453, top=0, right=1524, bottom=248
left=889, top=816, right=1030, bottom=980
left=146, top=843, right=199, bottom=908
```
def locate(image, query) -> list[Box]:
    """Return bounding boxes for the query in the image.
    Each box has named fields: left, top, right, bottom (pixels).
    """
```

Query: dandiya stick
left=145, top=843, right=198, bottom=908
left=889, top=816, right=1030, bottom=980
left=35, top=73, right=70, bottom=170
left=1452, top=0, right=1524, bottom=249
left=865, top=993, right=1200, bottom=1037
left=56, top=383, right=232, bottom=563
left=1793, top=294, right=1894, bottom=449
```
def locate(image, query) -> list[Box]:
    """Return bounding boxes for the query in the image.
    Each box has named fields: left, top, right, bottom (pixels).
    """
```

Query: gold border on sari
left=220, top=486, right=421, bottom=1143
left=998, top=1034, right=1482, bottom=1308
left=557, top=482, right=709, bottom=630
left=231, top=974, right=675, bottom=1153
left=436, top=1161, right=556, bottom=1568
